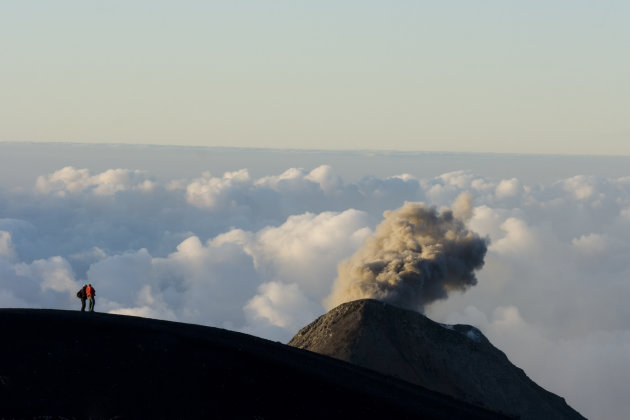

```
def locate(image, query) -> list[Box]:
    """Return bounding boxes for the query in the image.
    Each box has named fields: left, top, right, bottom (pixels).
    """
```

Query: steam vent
left=289, top=299, right=586, bottom=420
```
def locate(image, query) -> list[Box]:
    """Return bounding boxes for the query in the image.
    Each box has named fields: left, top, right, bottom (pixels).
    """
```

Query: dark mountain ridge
left=289, top=299, right=586, bottom=420
left=0, top=308, right=508, bottom=419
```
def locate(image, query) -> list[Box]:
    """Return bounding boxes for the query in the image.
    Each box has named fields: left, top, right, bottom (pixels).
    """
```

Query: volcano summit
left=289, top=299, right=585, bottom=420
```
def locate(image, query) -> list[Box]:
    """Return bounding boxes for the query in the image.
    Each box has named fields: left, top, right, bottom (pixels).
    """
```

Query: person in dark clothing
left=76, top=285, right=87, bottom=312
left=86, top=284, right=96, bottom=312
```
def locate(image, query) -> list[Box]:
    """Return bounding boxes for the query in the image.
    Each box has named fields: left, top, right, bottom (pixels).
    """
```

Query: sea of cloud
left=1, top=155, right=629, bottom=419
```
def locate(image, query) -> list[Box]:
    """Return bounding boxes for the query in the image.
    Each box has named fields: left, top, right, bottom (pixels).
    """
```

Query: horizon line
left=2, top=140, right=630, bottom=159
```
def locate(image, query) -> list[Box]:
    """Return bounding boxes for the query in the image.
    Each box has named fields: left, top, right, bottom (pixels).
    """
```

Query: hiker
left=76, top=285, right=87, bottom=312
left=86, top=283, right=96, bottom=312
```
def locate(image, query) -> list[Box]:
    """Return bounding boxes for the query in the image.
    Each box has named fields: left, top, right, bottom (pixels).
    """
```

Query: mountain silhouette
left=289, top=299, right=585, bottom=420
left=0, top=308, right=508, bottom=419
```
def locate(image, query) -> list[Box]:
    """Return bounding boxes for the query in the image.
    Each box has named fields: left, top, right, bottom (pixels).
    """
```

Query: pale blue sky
left=1, top=1, right=629, bottom=154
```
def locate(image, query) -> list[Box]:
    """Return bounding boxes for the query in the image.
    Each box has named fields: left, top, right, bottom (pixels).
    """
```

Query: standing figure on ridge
left=86, top=284, right=96, bottom=312
left=76, top=284, right=87, bottom=312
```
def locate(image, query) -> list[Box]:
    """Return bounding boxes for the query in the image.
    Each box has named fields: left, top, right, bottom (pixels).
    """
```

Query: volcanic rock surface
left=0, top=308, right=508, bottom=419
left=289, top=299, right=586, bottom=420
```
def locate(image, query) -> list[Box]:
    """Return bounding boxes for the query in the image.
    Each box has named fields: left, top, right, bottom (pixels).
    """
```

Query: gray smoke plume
left=325, top=197, right=488, bottom=312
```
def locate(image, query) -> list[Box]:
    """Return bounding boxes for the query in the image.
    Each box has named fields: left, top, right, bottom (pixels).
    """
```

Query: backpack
left=76, top=289, right=85, bottom=299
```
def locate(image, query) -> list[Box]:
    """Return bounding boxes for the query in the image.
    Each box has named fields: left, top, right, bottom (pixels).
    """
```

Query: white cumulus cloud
left=1, top=155, right=630, bottom=419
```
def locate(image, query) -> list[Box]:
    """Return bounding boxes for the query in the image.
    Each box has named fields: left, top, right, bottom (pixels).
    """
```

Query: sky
left=1, top=2, right=630, bottom=419
left=1, top=143, right=630, bottom=419
left=1, top=1, right=629, bottom=154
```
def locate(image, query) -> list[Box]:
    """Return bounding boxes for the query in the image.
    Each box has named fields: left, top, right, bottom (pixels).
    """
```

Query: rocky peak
left=289, top=299, right=585, bottom=420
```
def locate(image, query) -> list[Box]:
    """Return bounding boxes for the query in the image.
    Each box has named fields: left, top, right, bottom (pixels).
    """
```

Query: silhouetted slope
left=0, top=309, right=508, bottom=419
left=289, top=299, right=586, bottom=420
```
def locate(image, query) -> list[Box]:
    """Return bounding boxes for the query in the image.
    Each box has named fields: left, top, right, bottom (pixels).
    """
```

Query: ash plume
left=325, top=197, right=488, bottom=312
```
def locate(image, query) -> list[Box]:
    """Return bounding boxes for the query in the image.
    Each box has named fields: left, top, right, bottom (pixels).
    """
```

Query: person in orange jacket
left=86, top=283, right=96, bottom=312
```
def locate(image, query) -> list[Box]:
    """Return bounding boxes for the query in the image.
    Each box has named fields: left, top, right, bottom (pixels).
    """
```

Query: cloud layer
left=1, top=163, right=629, bottom=419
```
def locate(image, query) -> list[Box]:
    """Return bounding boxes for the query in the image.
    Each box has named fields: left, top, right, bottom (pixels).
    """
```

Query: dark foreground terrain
left=0, top=309, right=508, bottom=420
